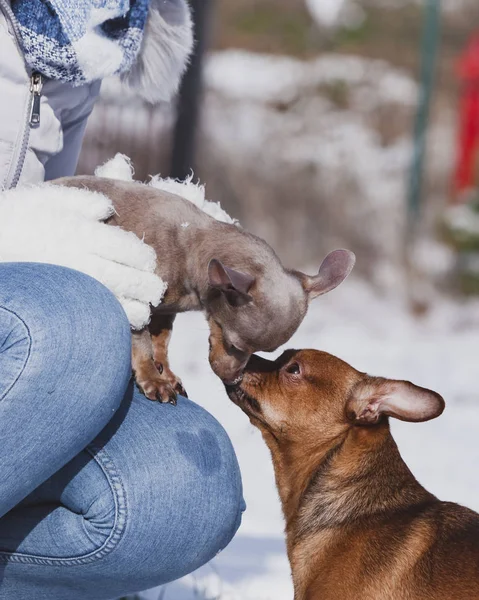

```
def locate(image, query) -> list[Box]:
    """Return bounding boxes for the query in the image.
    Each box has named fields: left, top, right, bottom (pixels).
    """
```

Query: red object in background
left=454, top=34, right=479, bottom=198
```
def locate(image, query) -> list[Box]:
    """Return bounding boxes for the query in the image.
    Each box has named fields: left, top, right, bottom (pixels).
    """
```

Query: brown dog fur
left=53, top=176, right=355, bottom=403
left=225, top=350, right=479, bottom=600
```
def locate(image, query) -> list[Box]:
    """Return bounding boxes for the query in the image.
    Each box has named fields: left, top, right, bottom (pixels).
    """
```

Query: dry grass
left=211, top=0, right=319, bottom=57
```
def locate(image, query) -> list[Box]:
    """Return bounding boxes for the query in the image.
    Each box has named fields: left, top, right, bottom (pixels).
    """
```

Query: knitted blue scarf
left=10, top=0, right=151, bottom=83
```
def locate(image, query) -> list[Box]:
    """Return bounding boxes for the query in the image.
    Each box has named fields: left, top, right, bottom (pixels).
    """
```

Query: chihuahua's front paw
left=138, top=376, right=179, bottom=405
left=153, top=363, right=188, bottom=400
left=135, top=364, right=187, bottom=405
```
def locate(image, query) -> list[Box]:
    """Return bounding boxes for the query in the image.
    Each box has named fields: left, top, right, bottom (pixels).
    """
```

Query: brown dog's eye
left=285, top=362, right=301, bottom=375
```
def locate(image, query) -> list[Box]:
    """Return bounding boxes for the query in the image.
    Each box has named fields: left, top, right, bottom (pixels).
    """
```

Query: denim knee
left=0, top=263, right=131, bottom=416
left=86, top=393, right=245, bottom=595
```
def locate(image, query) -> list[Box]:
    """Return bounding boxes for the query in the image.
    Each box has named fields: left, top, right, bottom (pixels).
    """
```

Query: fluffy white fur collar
left=123, top=0, right=194, bottom=103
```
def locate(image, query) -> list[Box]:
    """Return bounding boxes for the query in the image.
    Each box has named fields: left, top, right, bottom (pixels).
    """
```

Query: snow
left=205, top=51, right=417, bottom=107
left=305, top=0, right=347, bottom=29
left=141, top=278, right=479, bottom=599
left=305, top=0, right=367, bottom=30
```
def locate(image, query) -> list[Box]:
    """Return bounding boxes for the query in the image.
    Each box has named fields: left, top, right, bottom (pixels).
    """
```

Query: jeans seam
left=0, top=306, right=32, bottom=402
left=0, top=445, right=128, bottom=566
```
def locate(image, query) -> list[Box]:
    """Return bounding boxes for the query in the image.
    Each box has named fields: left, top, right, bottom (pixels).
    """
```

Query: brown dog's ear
left=301, top=249, right=356, bottom=299
left=208, top=259, right=255, bottom=306
left=346, top=377, right=445, bottom=425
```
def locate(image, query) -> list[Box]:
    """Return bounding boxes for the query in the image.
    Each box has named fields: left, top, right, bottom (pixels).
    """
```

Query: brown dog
left=53, top=176, right=355, bottom=403
left=225, top=350, right=479, bottom=600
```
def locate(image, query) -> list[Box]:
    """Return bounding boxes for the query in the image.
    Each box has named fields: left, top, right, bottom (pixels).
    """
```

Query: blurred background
left=78, top=1, right=479, bottom=598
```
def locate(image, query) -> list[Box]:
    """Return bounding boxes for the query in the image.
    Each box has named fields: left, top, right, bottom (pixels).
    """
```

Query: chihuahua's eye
left=285, top=362, right=301, bottom=375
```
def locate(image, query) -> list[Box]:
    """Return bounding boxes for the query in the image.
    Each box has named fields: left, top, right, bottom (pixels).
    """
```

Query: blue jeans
left=0, top=263, right=244, bottom=600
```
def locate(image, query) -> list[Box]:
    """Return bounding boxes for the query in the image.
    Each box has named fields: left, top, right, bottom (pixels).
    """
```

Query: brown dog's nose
left=246, top=354, right=276, bottom=373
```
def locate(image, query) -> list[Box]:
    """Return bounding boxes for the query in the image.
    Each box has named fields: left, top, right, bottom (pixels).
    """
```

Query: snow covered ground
left=140, top=277, right=479, bottom=600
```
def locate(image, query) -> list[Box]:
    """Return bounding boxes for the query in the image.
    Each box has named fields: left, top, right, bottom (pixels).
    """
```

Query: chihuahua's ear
left=346, top=377, right=445, bottom=425
left=301, top=249, right=356, bottom=300
left=208, top=259, right=255, bottom=306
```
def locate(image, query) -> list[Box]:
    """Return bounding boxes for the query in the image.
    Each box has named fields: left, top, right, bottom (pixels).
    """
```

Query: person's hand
left=0, top=184, right=166, bottom=329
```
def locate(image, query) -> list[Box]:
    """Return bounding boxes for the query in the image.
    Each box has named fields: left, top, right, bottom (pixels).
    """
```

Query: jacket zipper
left=30, top=72, right=43, bottom=126
left=8, top=71, right=43, bottom=189
left=0, top=0, right=42, bottom=188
